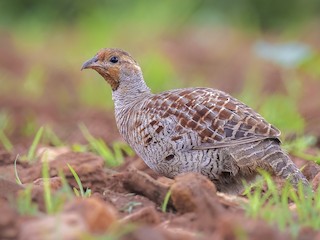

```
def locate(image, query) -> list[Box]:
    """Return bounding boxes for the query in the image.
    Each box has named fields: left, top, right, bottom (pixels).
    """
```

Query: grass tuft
left=43, top=125, right=64, bottom=146
left=79, top=123, right=133, bottom=167
left=16, top=185, right=39, bottom=216
left=283, top=135, right=320, bottom=163
left=67, top=163, right=91, bottom=198
left=41, top=155, right=73, bottom=213
left=243, top=170, right=318, bottom=236
left=57, top=169, right=74, bottom=199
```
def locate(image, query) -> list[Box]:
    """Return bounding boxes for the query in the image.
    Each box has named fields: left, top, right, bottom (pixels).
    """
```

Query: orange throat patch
left=103, top=67, right=120, bottom=91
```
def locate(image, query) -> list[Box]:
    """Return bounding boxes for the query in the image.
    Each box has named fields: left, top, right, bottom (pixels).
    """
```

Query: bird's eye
left=109, top=56, right=119, bottom=63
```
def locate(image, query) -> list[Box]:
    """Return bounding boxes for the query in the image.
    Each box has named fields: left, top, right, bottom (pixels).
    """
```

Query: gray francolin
left=82, top=48, right=308, bottom=193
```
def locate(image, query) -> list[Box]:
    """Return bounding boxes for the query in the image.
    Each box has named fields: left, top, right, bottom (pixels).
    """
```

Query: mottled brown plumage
left=82, top=48, right=308, bottom=193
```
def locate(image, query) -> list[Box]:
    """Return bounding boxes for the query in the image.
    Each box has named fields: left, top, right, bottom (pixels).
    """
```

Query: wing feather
left=142, top=87, right=280, bottom=149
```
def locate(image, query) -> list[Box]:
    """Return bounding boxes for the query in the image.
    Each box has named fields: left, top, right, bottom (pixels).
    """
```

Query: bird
left=81, top=48, right=309, bottom=193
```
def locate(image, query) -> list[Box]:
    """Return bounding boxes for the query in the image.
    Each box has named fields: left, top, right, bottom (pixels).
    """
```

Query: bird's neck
left=112, top=73, right=152, bottom=111
left=112, top=74, right=152, bottom=142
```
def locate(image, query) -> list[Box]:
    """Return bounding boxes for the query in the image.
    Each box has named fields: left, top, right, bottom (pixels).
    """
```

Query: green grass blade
left=96, top=139, right=115, bottom=163
left=78, top=123, right=94, bottom=142
left=112, top=143, right=124, bottom=164
left=73, top=187, right=80, bottom=197
left=79, top=123, right=123, bottom=167
left=16, top=185, right=38, bottom=215
left=57, top=169, right=74, bottom=199
left=14, top=154, right=22, bottom=184
left=84, top=188, right=92, bottom=198
left=44, top=126, right=64, bottom=146
left=162, top=190, right=171, bottom=213
left=67, top=163, right=85, bottom=197
left=119, top=142, right=135, bottom=157
left=42, top=159, right=53, bottom=214
left=27, top=126, right=44, bottom=161
left=0, top=129, right=13, bottom=152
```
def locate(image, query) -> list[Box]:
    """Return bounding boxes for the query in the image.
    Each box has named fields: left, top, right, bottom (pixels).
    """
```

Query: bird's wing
left=142, top=87, right=280, bottom=149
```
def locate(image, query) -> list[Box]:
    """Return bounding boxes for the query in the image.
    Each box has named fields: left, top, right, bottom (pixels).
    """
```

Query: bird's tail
left=257, top=139, right=309, bottom=188
left=233, top=139, right=309, bottom=188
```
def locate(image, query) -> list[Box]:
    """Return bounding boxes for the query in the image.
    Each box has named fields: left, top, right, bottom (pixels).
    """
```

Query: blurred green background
left=0, top=0, right=320, bottom=148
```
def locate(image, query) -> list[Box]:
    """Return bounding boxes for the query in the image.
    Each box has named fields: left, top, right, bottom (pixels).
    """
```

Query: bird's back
left=121, top=87, right=279, bottom=147
left=115, top=88, right=280, bottom=177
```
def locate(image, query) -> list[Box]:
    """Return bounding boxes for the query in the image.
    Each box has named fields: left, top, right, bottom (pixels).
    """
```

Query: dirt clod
left=0, top=150, right=13, bottom=166
left=312, top=171, right=320, bottom=190
left=19, top=151, right=108, bottom=193
left=302, top=162, right=320, bottom=181
left=0, top=177, right=24, bottom=199
left=0, top=199, right=19, bottom=240
left=171, top=173, right=223, bottom=216
left=122, top=168, right=170, bottom=206
left=64, top=197, right=118, bottom=233
left=120, top=206, right=160, bottom=225
left=122, top=225, right=195, bottom=240
left=32, top=176, right=62, bottom=191
left=19, top=212, right=87, bottom=240
left=36, top=146, right=70, bottom=162
left=212, top=214, right=289, bottom=240
left=18, top=197, right=118, bottom=240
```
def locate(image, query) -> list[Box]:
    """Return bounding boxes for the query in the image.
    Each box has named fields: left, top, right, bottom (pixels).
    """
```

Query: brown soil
left=1, top=98, right=319, bottom=240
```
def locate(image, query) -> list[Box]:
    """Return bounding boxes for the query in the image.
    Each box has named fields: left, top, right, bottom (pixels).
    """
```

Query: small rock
left=120, top=206, right=160, bottom=225
left=216, top=192, right=247, bottom=209
left=19, top=212, right=87, bottom=240
left=64, top=197, right=118, bottom=233
left=162, top=227, right=199, bottom=240
left=170, top=173, right=223, bottom=215
left=19, top=197, right=118, bottom=240
left=212, top=214, right=288, bottom=240
left=37, top=146, right=70, bottom=162
left=32, top=176, right=62, bottom=191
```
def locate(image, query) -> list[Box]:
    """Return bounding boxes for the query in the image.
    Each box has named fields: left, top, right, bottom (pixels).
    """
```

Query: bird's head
left=81, top=48, right=141, bottom=91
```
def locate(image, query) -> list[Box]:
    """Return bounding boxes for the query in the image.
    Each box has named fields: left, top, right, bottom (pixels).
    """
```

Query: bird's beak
left=81, top=56, right=100, bottom=70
